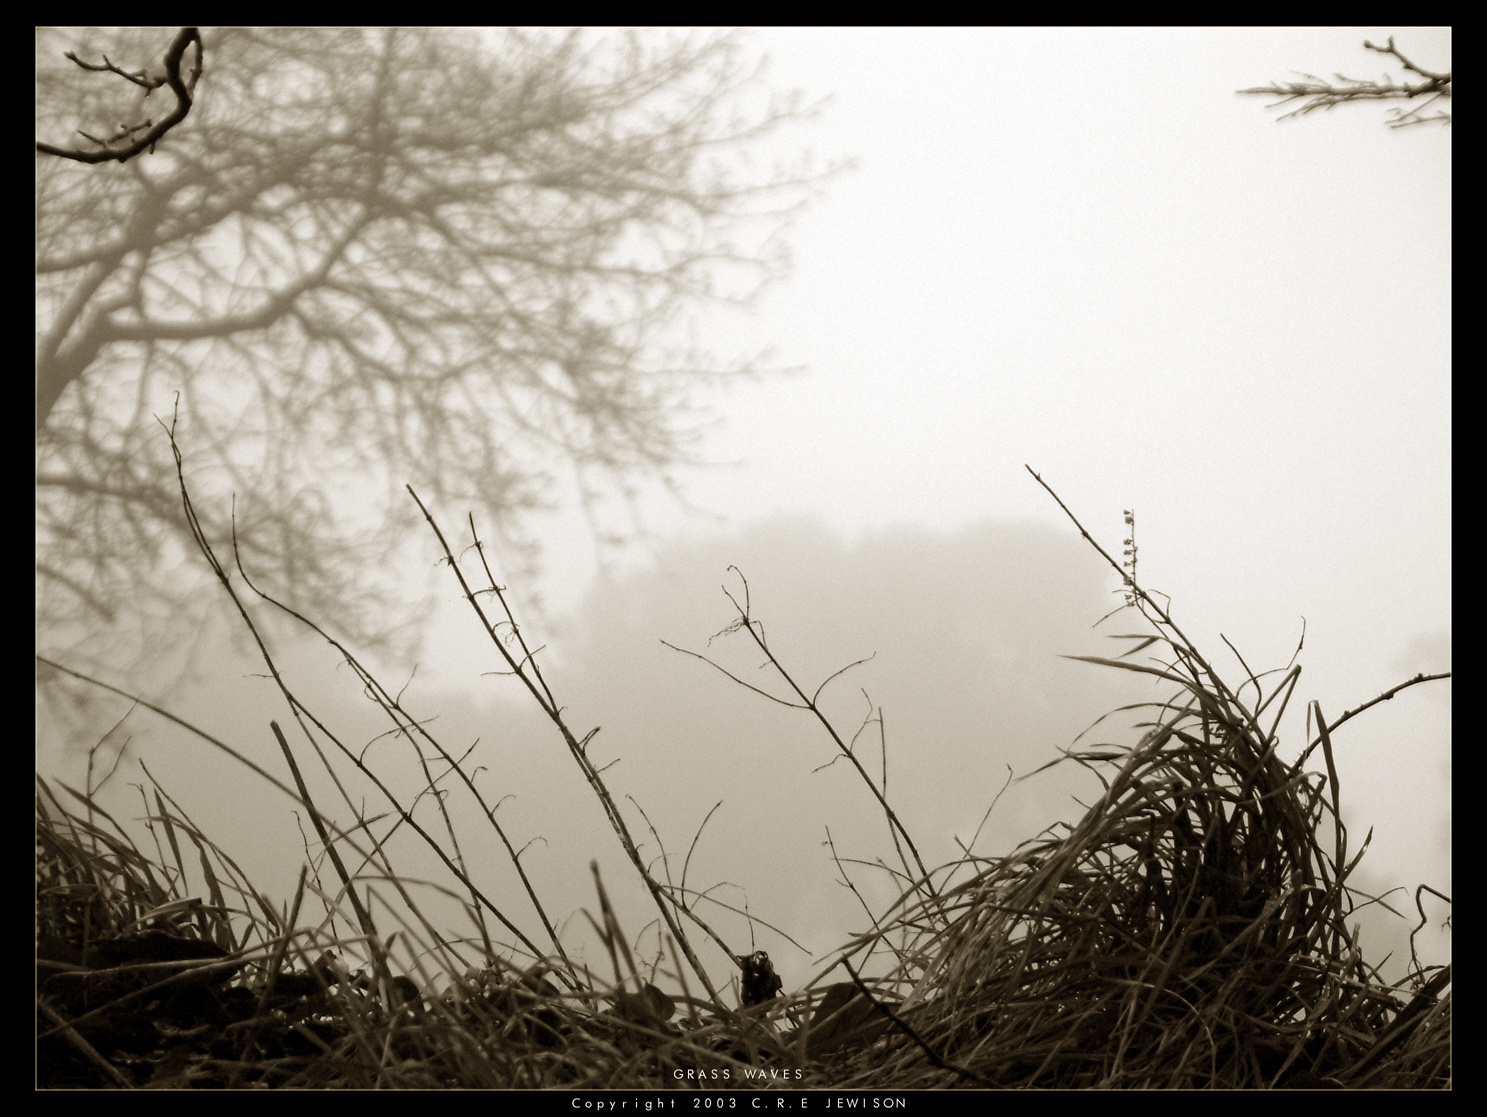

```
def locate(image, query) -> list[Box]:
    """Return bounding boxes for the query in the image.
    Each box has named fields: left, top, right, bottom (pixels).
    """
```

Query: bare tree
left=1240, top=35, right=1451, bottom=128
left=36, top=27, right=824, bottom=679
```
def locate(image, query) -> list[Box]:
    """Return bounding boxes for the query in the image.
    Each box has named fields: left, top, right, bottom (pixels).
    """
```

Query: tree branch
left=36, top=28, right=203, bottom=163
left=1239, top=36, right=1451, bottom=128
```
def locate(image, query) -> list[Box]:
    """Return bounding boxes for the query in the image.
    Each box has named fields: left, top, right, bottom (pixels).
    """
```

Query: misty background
left=37, top=28, right=1449, bottom=993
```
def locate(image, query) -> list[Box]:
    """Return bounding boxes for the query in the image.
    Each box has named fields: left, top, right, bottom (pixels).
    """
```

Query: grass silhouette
left=36, top=436, right=1450, bottom=1089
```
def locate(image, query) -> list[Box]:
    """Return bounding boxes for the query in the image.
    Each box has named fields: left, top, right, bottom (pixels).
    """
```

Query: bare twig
left=1364, top=35, right=1452, bottom=84
left=1239, top=35, right=1451, bottom=128
left=668, top=567, right=934, bottom=904
left=1291, top=671, right=1452, bottom=775
left=408, top=485, right=729, bottom=1007
left=146, top=408, right=562, bottom=972
left=37, top=27, right=203, bottom=162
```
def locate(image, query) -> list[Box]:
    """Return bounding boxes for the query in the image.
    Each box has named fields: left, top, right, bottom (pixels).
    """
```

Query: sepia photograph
left=37, top=26, right=1449, bottom=1090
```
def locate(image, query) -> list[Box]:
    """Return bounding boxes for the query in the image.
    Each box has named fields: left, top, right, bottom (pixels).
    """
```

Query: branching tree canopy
left=1240, top=35, right=1451, bottom=127
left=36, top=26, right=823, bottom=676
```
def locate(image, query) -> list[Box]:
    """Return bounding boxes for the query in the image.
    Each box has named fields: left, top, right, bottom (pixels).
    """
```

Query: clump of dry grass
left=37, top=422, right=811, bottom=1089
left=35, top=436, right=1449, bottom=1089
left=775, top=471, right=1451, bottom=1089
left=36, top=743, right=812, bottom=1089
left=35, top=770, right=784, bottom=1088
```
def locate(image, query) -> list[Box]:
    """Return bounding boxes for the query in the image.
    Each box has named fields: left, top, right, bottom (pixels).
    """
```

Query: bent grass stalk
left=35, top=435, right=1450, bottom=1088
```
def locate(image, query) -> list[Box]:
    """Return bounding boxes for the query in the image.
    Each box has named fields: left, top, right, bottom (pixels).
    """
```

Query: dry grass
left=35, top=442, right=1450, bottom=1089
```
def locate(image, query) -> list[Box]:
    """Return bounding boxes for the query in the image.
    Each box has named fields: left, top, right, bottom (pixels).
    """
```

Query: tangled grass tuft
left=36, top=444, right=1449, bottom=1088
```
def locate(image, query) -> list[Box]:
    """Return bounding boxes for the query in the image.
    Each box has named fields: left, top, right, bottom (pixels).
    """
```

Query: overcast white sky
left=473, top=24, right=1454, bottom=923
left=518, top=28, right=1452, bottom=664
left=41, top=27, right=1450, bottom=989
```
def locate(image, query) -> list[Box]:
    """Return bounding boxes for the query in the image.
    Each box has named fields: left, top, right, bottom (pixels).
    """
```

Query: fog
left=38, top=511, right=1447, bottom=990
left=37, top=27, right=1449, bottom=996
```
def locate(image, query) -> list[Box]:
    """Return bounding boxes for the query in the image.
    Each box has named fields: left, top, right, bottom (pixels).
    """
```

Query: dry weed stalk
left=762, top=469, right=1450, bottom=1088
left=36, top=429, right=1449, bottom=1088
left=38, top=420, right=801, bottom=1088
